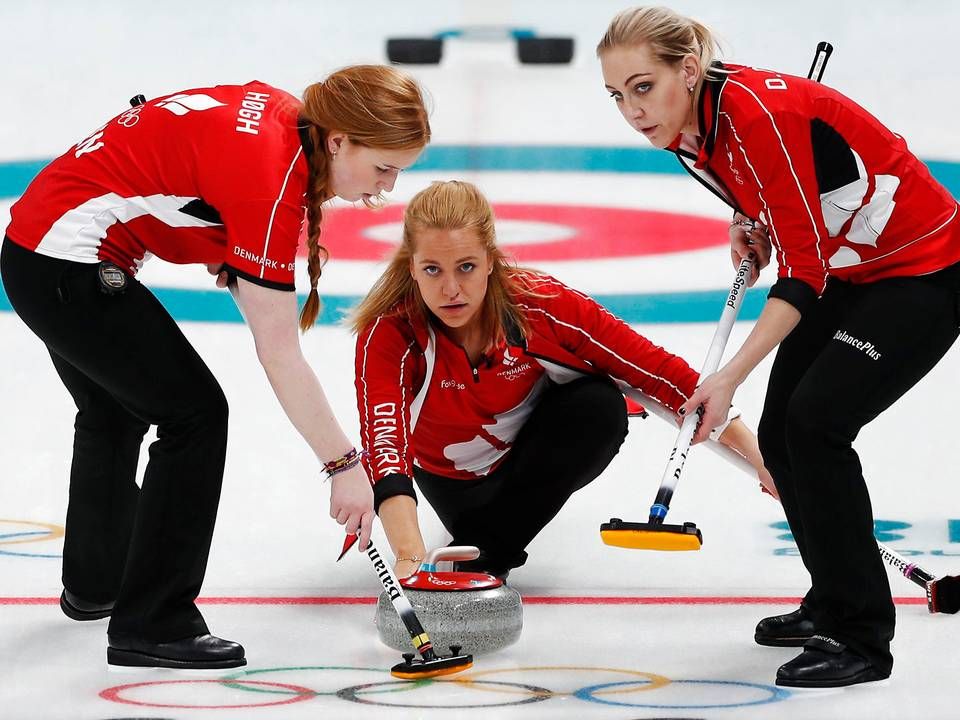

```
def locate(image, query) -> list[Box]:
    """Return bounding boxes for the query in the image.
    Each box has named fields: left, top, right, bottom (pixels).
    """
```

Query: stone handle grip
left=421, top=546, right=480, bottom=570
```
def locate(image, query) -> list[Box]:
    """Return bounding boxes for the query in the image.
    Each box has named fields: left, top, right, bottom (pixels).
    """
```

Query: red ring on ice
left=302, top=203, right=726, bottom=261
left=100, top=679, right=317, bottom=709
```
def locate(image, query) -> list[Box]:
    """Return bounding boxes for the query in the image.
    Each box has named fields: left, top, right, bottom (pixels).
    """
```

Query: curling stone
left=375, top=546, right=523, bottom=655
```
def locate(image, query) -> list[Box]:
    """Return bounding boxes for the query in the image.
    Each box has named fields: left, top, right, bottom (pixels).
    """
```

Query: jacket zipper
left=673, top=149, right=742, bottom=214
left=459, top=346, right=481, bottom=384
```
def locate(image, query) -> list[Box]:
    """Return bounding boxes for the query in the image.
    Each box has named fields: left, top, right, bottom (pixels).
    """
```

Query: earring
left=688, top=85, right=694, bottom=93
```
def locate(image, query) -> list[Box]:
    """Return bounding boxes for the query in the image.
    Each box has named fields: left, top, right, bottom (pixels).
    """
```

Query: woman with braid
left=1, top=65, right=430, bottom=669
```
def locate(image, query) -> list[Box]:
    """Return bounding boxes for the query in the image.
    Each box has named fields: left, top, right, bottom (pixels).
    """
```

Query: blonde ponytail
left=596, top=6, right=724, bottom=103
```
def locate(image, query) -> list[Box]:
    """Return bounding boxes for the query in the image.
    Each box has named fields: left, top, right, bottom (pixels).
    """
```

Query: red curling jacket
left=355, top=271, right=699, bottom=484
left=667, top=64, right=960, bottom=314
left=6, top=81, right=307, bottom=291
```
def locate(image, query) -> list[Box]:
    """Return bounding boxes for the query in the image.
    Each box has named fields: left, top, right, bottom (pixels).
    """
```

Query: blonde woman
left=598, top=6, right=960, bottom=687
left=352, top=180, right=772, bottom=582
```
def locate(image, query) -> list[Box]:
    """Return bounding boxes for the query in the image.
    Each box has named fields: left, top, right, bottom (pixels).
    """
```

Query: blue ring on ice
left=574, top=678, right=791, bottom=708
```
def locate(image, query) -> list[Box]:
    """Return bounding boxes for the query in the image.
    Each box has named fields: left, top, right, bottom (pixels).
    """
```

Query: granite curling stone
left=375, top=547, right=523, bottom=655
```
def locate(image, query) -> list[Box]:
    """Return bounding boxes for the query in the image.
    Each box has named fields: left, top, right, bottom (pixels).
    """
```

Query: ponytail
left=596, top=6, right=724, bottom=103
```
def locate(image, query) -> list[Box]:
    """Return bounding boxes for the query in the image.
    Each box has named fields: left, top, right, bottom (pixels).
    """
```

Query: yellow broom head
left=600, top=519, right=702, bottom=551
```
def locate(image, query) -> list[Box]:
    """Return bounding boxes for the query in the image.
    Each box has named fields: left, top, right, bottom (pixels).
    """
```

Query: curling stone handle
left=421, top=545, right=480, bottom=572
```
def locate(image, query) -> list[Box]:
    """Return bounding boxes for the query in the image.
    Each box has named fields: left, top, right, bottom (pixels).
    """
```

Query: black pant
left=414, top=376, right=629, bottom=573
left=758, top=266, right=960, bottom=674
left=1, top=238, right=228, bottom=641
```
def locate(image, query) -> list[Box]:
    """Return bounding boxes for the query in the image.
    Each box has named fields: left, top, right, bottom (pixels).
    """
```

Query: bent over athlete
left=598, top=6, right=960, bottom=688
left=2, top=66, right=429, bottom=669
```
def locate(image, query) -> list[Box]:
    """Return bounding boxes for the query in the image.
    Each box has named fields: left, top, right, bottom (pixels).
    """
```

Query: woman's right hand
left=378, top=495, right=426, bottom=580
left=394, top=558, right=421, bottom=579
left=716, top=417, right=780, bottom=500
left=730, top=213, right=772, bottom=286
left=680, top=369, right=739, bottom=445
left=329, top=463, right=374, bottom=552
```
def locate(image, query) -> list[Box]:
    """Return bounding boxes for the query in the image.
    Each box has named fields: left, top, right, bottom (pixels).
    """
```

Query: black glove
left=929, top=575, right=960, bottom=614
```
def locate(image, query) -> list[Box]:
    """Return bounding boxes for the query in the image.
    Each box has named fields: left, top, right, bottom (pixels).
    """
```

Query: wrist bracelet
left=396, top=554, right=422, bottom=564
left=323, top=447, right=368, bottom=479
left=325, top=455, right=361, bottom=479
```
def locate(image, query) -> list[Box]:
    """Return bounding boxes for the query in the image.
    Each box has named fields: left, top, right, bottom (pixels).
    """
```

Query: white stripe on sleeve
left=520, top=304, right=689, bottom=400
left=727, top=81, right=828, bottom=291
left=258, top=147, right=303, bottom=279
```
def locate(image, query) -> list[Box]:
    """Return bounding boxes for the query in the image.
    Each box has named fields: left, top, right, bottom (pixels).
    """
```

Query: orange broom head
left=390, top=653, right=474, bottom=679
left=391, top=659, right=473, bottom=679
left=600, top=520, right=702, bottom=551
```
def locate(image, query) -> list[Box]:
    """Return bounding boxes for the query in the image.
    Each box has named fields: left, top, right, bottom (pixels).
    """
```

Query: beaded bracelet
left=323, top=447, right=367, bottom=479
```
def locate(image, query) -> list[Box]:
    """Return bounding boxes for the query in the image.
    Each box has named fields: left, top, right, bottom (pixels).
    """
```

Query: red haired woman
left=1, top=65, right=430, bottom=669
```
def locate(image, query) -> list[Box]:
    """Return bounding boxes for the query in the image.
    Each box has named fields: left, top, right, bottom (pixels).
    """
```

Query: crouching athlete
left=351, top=180, right=773, bottom=580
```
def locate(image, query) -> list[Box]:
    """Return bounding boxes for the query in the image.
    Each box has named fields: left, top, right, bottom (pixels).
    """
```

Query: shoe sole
left=60, top=592, right=112, bottom=622
left=775, top=667, right=889, bottom=688
left=107, top=647, right=247, bottom=670
left=754, top=633, right=812, bottom=647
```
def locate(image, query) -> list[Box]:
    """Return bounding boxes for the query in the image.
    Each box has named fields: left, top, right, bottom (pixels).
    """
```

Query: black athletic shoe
left=776, top=636, right=889, bottom=688
left=60, top=589, right=114, bottom=621
left=107, top=633, right=246, bottom=670
left=755, top=605, right=815, bottom=647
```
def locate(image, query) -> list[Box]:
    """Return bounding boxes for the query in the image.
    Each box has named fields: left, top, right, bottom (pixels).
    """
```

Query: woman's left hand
left=715, top=418, right=780, bottom=500
left=757, top=465, right=779, bottom=500
left=680, top=370, right=738, bottom=445
left=206, top=262, right=229, bottom=288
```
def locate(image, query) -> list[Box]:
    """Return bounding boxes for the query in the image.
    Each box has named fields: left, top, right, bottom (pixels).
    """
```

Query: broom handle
left=363, top=539, right=437, bottom=660
left=649, top=255, right=753, bottom=523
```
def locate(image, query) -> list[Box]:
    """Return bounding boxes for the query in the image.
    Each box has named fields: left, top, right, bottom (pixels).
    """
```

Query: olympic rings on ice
left=102, top=664, right=791, bottom=710
left=220, top=665, right=428, bottom=696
